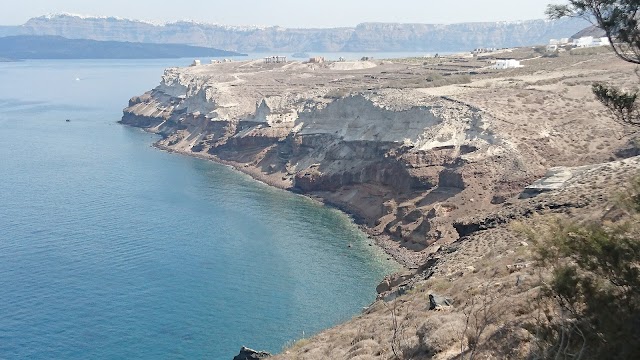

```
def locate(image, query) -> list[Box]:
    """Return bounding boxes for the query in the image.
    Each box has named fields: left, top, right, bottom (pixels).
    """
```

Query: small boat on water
left=291, top=52, right=310, bottom=59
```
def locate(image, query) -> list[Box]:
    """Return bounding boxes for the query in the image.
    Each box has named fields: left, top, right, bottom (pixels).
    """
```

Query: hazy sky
left=2, top=0, right=569, bottom=28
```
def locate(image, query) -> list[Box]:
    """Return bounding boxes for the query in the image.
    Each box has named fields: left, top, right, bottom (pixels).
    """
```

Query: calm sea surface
left=0, top=58, right=402, bottom=359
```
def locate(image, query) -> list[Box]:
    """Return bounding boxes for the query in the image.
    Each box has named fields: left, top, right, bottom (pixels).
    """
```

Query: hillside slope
left=119, top=48, right=640, bottom=358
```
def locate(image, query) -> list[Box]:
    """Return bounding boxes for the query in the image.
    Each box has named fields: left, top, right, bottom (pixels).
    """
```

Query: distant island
left=0, top=35, right=246, bottom=59
left=0, top=14, right=590, bottom=52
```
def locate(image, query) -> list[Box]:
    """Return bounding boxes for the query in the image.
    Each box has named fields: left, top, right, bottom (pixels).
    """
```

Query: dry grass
left=569, top=46, right=613, bottom=56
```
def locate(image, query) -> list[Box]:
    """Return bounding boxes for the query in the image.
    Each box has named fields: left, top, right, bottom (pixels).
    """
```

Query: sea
left=0, top=54, right=410, bottom=359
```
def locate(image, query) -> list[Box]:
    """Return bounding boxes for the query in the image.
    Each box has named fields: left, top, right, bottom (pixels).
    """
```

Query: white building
left=573, top=36, right=594, bottom=47
left=572, top=36, right=610, bottom=48
left=191, top=59, right=201, bottom=66
left=472, top=47, right=497, bottom=55
left=492, top=59, right=523, bottom=69
left=592, top=37, right=610, bottom=46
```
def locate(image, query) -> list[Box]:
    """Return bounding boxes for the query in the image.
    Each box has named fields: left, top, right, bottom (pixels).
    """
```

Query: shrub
left=425, top=72, right=444, bottom=82
left=592, top=83, right=640, bottom=125
left=528, top=177, right=640, bottom=359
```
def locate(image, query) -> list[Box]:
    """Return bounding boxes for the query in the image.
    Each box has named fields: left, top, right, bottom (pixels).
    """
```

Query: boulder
left=429, top=294, right=453, bottom=310
left=233, top=346, right=271, bottom=360
left=506, top=262, right=530, bottom=273
left=376, top=271, right=414, bottom=294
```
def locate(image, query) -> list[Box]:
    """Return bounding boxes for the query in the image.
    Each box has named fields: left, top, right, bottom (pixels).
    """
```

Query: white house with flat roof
left=572, top=36, right=610, bottom=47
left=573, top=36, right=594, bottom=47
left=492, top=59, right=523, bottom=69
left=592, top=37, right=611, bottom=46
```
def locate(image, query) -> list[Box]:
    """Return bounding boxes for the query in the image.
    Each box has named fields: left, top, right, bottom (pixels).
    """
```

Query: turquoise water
left=0, top=59, right=399, bottom=359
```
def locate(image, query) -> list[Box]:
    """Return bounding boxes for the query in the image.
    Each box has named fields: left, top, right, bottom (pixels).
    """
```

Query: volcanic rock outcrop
left=122, top=59, right=511, bottom=265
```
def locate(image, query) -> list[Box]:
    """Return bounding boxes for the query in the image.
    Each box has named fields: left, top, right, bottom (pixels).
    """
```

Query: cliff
left=120, top=49, right=637, bottom=268
left=2, top=14, right=590, bottom=52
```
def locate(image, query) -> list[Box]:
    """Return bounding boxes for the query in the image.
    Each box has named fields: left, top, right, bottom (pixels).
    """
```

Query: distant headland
left=0, top=35, right=246, bottom=60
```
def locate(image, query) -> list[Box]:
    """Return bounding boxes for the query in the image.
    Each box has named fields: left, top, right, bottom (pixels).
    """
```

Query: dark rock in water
left=65, top=119, right=70, bottom=122
left=233, top=346, right=271, bottom=360
left=429, top=294, right=453, bottom=310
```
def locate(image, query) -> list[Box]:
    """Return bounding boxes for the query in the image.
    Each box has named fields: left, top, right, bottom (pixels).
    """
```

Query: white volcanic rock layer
left=120, top=60, right=527, bottom=266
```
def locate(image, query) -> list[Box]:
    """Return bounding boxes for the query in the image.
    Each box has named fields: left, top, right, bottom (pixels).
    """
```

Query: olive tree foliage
left=592, top=82, right=640, bottom=124
left=547, top=0, right=640, bottom=126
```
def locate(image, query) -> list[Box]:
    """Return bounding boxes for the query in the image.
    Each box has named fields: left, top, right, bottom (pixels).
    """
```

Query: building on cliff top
left=573, top=36, right=610, bottom=47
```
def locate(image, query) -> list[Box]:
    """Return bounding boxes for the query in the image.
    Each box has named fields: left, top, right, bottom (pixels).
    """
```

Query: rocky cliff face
left=342, top=20, right=588, bottom=51
left=121, top=51, right=637, bottom=267
left=254, top=51, right=639, bottom=360
left=3, top=14, right=589, bottom=52
left=120, top=58, right=542, bottom=265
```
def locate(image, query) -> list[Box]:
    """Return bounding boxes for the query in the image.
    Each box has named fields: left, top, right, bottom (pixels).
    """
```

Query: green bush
left=592, top=83, right=640, bottom=125
left=530, top=178, right=640, bottom=359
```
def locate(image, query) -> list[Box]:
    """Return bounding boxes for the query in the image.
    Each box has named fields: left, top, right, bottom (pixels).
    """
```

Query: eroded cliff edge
left=121, top=54, right=637, bottom=267
left=122, top=60, right=504, bottom=265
